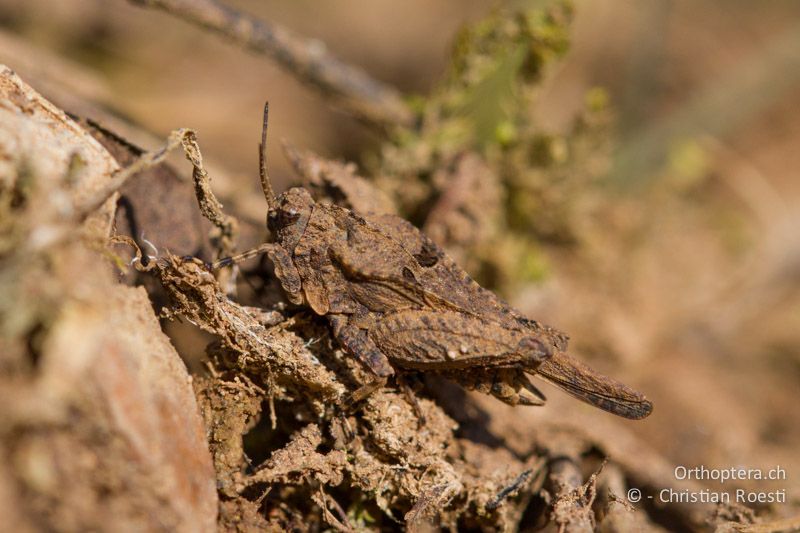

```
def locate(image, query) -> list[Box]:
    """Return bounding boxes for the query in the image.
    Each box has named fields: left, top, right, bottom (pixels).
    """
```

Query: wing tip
left=619, top=397, right=654, bottom=420
left=534, top=352, right=654, bottom=420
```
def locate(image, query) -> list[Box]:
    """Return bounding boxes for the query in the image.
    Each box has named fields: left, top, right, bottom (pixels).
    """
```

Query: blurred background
left=2, top=0, right=798, bottom=520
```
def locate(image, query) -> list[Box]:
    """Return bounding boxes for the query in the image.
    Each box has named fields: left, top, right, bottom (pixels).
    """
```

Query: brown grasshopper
left=215, top=105, right=652, bottom=420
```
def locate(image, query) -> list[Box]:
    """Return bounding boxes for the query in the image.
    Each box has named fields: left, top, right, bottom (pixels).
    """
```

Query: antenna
left=259, top=102, right=277, bottom=209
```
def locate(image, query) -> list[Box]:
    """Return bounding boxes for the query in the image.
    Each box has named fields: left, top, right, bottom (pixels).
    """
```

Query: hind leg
left=328, top=314, right=393, bottom=411
left=328, top=314, right=394, bottom=378
left=447, top=368, right=546, bottom=406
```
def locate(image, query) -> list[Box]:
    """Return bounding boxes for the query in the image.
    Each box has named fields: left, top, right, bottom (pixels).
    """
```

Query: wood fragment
left=486, top=469, right=533, bottom=510
left=546, top=454, right=596, bottom=533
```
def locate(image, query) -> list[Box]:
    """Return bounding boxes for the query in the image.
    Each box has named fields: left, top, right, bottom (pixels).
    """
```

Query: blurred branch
left=129, top=0, right=414, bottom=130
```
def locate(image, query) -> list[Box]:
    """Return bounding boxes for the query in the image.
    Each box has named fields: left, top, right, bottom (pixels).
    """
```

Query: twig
left=732, top=515, right=800, bottom=533
left=129, top=0, right=414, bottom=130
left=321, top=486, right=356, bottom=533
left=76, top=129, right=185, bottom=219
left=179, top=129, right=239, bottom=258
left=486, top=469, right=533, bottom=511
left=404, top=481, right=461, bottom=531
left=313, top=485, right=354, bottom=533
left=547, top=453, right=597, bottom=533
left=179, top=129, right=240, bottom=293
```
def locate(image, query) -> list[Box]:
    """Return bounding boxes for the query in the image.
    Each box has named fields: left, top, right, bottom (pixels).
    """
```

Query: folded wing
left=535, top=353, right=653, bottom=420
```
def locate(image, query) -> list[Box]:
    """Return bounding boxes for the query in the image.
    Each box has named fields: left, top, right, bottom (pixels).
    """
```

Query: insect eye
left=267, top=210, right=279, bottom=231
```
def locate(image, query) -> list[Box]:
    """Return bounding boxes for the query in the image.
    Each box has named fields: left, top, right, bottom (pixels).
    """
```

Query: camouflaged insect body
left=260, top=186, right=652, bottom=419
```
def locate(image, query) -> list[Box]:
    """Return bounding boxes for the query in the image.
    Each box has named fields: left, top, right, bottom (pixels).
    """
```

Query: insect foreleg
left=212, top=242, right=303, bottom=304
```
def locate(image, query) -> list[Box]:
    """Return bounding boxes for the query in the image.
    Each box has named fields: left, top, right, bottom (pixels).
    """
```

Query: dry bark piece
left=283, top=142, right=397, bottom=216
left=78, top=117, right=211, bottom=264
left=1, top=259, right=220, bottom=531
left=151, top=255, right=345, bottom=405
left=422, top=152, right=503, bottom=266
left=194, top=374, right=264, bottom=496
left=546, top=455, right=597, bottom=533
left=237, top=424, right=346, bottom=489
left=0, top=71, right=217, bottom=531
left=0, top=64, right=120, bottom=251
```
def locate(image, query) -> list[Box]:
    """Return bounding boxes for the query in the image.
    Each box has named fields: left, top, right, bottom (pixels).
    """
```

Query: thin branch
left=76, top=129, right=185, bottom=219
left=129, top=0, right=414, bottom=130
left=178, top=129, right=240, bottom=294
left=179, top=129, right=239, bottom=258
left=485, top=469, right=533, bottom=510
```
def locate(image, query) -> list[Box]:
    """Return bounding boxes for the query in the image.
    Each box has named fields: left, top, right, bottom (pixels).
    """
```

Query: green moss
left=666, top=138, right=709, bottom=192
left=585, top=87, right=610, bottom=113
left=495, top=119, right=518, bottom=146
left=347, top=495, right=378, bottom=527
left=435, top=0, right=574, bottom=150
left=372, top=0, right=611, bottom=292
left=517, top=240, right=550, bottom=283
